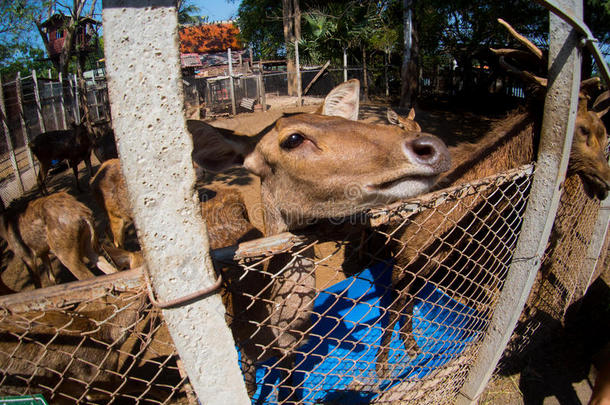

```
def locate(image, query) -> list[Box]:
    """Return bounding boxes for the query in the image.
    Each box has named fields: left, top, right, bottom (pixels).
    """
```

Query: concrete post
left=101, top=2, right=249, bottom=403
left=456, top=0, right=583, bottom=403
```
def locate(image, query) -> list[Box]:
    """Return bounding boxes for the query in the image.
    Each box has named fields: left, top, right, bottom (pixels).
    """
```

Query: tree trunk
left=76, top=53, right=93, bottom=132
left=362, top=46, right=369, bottom=102
left=400, top=0, right=419, bottom=109
left=385, top=49, right=389, bottom=99
left=282, top=0, right=297, bottom=96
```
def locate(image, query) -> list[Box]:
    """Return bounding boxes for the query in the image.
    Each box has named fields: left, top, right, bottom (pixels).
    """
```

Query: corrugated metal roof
left=179, top=22, right=242, bottom=54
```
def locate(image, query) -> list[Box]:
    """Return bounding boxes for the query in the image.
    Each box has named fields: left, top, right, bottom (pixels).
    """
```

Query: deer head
left=190, top=80, right=451, bottom=234
left=570, top=89, right=610, bottom=199
left=492, top=19, right=610, bottom=200
left=387, top=108, right=422, bottom=132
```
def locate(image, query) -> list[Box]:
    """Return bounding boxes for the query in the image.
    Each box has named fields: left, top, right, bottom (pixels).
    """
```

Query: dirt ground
left=0, top=98, right=607, bottom=404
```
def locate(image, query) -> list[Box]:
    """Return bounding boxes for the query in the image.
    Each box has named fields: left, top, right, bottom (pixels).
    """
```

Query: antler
left=496, top=55, right=548, bottom=88
left=497, top=18, right=544, bottom=63
left=492, top=19, right=548, bottom=88
left=592, top=89, right=610, bottom=118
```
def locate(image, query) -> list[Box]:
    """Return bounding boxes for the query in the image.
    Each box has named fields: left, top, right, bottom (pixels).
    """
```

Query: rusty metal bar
left=456, top=1, right=583, bottom=403
left=101, top=1, right=249, bottom=404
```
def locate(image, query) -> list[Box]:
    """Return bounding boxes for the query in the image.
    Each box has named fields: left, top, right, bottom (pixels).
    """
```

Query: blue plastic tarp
left=248, top=261, right=486, bottom=404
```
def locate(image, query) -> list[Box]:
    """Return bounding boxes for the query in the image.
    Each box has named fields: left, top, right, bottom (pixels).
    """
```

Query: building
left=39, top=13, right=100, bottom=62
left=179, top=21, right=250, bottom=77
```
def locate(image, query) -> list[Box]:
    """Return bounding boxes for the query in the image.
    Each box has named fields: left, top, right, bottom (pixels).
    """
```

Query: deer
left=29, top=122, right=94, bottom=194
left=91, top=120, right=119, bottom=163
left=374, top=18, right=610, bottom=378
left=387, top=108, right=422, bottom=132
left=590, top=343, right=610, bottom=405
left=0, top=288, right=148, bottom=404
left=90, top=158, right=133, bottom=249
left=0, top=192, right=117, bottom=289
left=91, top=79, right=451, bottom=400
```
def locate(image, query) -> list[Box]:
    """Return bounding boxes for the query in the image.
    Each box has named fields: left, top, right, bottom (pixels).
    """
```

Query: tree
left=415, top=0, right=548, bottom=98
left=33, top=0, right=103, bottom=128
left=282, top=0, right=301, bottom=96
left=177, top=0, right=205, bottom=25
left=400, top=0, right=417, bottom=107
left=0, top=0, right=48, bottom=75
left=34, top=0, right=100, bottom=77
left=237, top=0, right=285, bottom=59
left=583, top=0, right=610, bottom=78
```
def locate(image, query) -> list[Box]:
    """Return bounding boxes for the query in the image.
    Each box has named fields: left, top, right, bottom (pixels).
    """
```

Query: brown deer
left=387, top=108, right=422, bottom=131
left=590, top=343, right=610, bottom=405
left=0, top=287, right=147, bottom=404
left=90, top=158, right=133, bottom=248
left=93, top=79, right=451, bottom=399
left=374, top=19, right=610, bottom=377
left=29, top=122, right=94, bottom=194
left=0, top=192, right=116, bottom=289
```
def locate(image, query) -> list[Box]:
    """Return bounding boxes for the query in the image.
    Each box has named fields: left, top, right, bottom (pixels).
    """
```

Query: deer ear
left=321, top=79, right=360, bottom=121
left=387, top=109, right=399, bottom=125
left=188, top=120, right=254, bottom=173
left=407, top=108, right=416, bottom=120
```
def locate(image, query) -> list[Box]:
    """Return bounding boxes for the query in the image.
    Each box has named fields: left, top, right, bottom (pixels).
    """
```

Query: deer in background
left=387, top=108, right=422, bottom=132
left=29, top=122, right=94, bottom=194
left=375, top=18, right=610, bottom=378
left=0, top=192, right=116, bottom=289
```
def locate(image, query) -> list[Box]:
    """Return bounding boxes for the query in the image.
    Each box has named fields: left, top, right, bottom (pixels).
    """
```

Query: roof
left=181, top=53, right=202, bottom=67
left=40, top=13, right=100, bottom=29
left=179, top=22, right=242, bottom=54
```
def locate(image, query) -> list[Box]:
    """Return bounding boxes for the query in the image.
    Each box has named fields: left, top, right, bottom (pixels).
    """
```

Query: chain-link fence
left=0, top=164, right=537, bottom=404
left=496, top=170, right=608, bottom=373
left=0, top=71, right=109, bottom=206
left=0, top=270, right=194, bottom=404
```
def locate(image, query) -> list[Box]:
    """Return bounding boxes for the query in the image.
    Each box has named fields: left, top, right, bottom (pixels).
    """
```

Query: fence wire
left=0, top=166, right=535, bottom=404
left=0, top=73, right=109, bottom=206
left=496, top=171, right=606, bottom=373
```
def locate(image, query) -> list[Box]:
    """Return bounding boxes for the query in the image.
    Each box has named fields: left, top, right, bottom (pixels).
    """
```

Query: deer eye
left=280, top=133, right=305, bottom=149
left=579, top=126, right=591, bottom=136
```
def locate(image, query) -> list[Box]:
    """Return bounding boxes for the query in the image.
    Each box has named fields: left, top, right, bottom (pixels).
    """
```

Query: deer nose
left=404, top=135, right=451, bottom=172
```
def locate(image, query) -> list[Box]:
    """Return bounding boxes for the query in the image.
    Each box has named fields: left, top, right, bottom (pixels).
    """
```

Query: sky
left=192, top=1, right=241, bottom=22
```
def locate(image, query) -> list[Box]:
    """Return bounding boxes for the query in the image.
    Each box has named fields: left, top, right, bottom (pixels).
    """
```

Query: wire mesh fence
left=0, top=71, right=109, bottom=206
left=0, top=270, right=193, bottom=405
left=497, top=171, right=607, bottom=373
left=0, top=164, right=537, bottom=404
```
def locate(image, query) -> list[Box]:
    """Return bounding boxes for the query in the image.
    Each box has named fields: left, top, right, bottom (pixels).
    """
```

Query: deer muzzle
left=404, top=135, right=451, bottom=174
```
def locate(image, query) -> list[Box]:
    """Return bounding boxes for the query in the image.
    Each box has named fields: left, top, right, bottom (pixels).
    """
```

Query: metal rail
left=535, top=0, right=610, bottom=87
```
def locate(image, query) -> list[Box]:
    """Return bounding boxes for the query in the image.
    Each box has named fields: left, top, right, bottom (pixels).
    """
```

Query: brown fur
left=0, top=293, right=146, bottom=403
left=0, top=192, right=116, bottom=288
left=190, top=86, right=450, bottom=235
left=90, top=158, right=133, bottom=248
left=591, top=344, right=610, bottom=405
left=99, top=80, right=450, bottom=400
left=387, top=108, right=422, bottom=132
left=29, top=122, right=93, bottom=194
left=376, top=91, right=610, bottom=376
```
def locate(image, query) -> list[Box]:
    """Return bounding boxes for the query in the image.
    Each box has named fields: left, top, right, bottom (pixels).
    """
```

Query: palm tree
left=177, top=0, right=203, bottom=25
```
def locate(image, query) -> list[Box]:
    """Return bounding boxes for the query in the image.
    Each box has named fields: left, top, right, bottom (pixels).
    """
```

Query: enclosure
left=0, top=0, right=608, bottom=404
left=0, top=70, right=109, bottom=205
